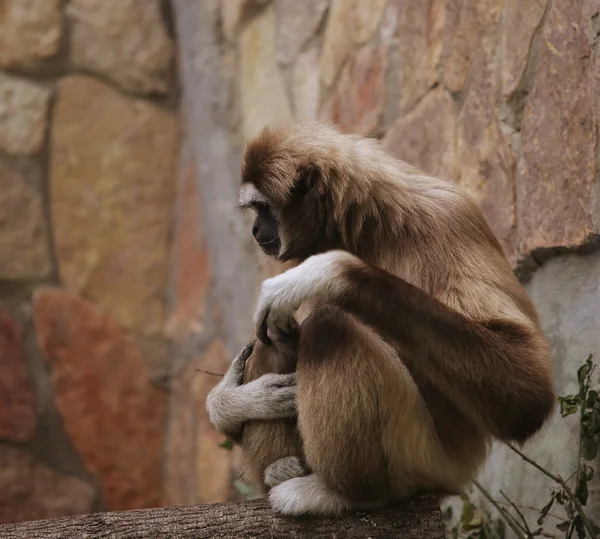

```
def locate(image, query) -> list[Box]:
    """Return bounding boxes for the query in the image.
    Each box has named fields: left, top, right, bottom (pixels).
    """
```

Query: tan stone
left=194, top=339, right=235, bottom=504
left=0, top=159, right=52, bottom=280
left=320, top=43, right=386, bottom=136
left=0, top=0, right=62, bottom=68
left=443, top=0, right=502, bottom=92
left=219, top=0, right=271, bottom=42
left=240, top=5, right=293, bottom=140
left=501, top=0, right=548, bottom=96
left=0, top=74, right=51, bottom=156
left=0, top=308, right=36, bottom=442
left=50, top=75, right=178, bottom=335
left=383, top=87, right=456, bottom=182
left=0, top=444, right=95, bottom=524
left=292, top=45, right=321, bottom=120
left=393, top=0, right=445, bottom=113
left=456, top=49, right=517, bottom=262
left=67, top=0, right=174, bottom=95
left=320, top=0, right=386, bottom=87
left=351, top=0, right=387, bottom=44
left=517, top=0, right=597, bottom=254
left=275, top=0, right=329, bottom=65
left=33, top=288, right=167, bottom=511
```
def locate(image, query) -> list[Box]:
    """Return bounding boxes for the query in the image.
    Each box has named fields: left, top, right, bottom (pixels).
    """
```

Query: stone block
left=383, top=87, right=456, bottom=182
left=319, top=0, right=386, bottom=87
left=0, top=73, right=52, bottom=156
left=0, top=158, right=52, bottom=280
left=50, top=75, right=178, bottom=335
left=164, top=156, right=212, bottom=341
left=0, top=308, right=36, bottom=442
left=275, top=0, right=328, bottom=66
left=0, top=0, right=62, bottom=68
left=456, top=47, right=517, bottom=262
left=501, top=0, right=548, bottom=96
left=67, top=0, right=174, bottom=95
left=517, top=0, right=597, bottom=255
left=0, top=444, right=95, bottom=524
left=292, top=45, right=321, bottom=120
left=321, top=43, right=386, bottom=136
left=33, top=288, right=167, bottom=511
left=240, top=5, right=293, bottom=140
left=443, top=0, right=502, bottom=92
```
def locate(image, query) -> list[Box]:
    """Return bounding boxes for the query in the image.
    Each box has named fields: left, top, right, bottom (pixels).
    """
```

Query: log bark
left=0, top=495, right=444, bottom=538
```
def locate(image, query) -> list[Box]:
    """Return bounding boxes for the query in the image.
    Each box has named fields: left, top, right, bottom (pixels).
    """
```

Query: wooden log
left=0, top=494, right=444, bottom=538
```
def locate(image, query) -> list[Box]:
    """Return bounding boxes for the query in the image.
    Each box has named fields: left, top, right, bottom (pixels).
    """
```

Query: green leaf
left=460, top=494, right=474, bottom=526
left=557, top=521, right=571, bottom=532
left=558, top=395, right=581, bottom=417
left=218, top=438, right=233, bottom=450
left=537, top=493, right=555, bottom=525
left=582, top=435, right=599, bottom=461
left=574, top=515, right=587, bottom=539
left=576, top=471, right=589, bottom=505
left=233, top=479, right=262, bottom=501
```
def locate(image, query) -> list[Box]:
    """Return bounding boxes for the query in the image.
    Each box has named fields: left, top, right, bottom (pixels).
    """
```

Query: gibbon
left=206, top=120, right=556, bottom=517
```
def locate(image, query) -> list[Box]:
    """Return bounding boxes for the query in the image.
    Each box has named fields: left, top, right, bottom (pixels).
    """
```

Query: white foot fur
left=268, top=474, right=352, bottom=516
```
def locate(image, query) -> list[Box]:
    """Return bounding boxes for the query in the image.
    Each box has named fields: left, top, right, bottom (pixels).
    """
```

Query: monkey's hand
left=254, top=251, right=352, bottom=343
left=206, top=342, right=297, bottom=440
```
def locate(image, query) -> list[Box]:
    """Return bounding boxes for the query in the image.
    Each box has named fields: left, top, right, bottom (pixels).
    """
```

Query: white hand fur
left=253, top=251, right=352, bottom=342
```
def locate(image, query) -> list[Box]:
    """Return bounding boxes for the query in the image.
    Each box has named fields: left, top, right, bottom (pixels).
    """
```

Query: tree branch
left=0, top=495, right=444, bottom=539
left=506, top=444, right=598, bottom=539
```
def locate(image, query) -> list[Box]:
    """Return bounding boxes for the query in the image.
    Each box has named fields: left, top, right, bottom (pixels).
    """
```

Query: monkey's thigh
left=296, top=304, right=428, bottom=502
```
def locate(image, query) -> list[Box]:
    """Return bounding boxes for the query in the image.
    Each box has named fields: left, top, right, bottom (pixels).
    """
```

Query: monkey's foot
left=268, top=474, right=352, bottom=516
left=264, top=456, right=309, bottom=488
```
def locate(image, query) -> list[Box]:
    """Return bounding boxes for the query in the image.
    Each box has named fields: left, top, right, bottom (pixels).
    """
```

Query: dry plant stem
left=196, top=369, right=225, bottom=377
left=494, top=501, right=567, bottom=524
left=500, top=489, right=534, bottom=536
left=506, top=444, right=598, bottom=539
left=473, top=480, right=531, bottom=539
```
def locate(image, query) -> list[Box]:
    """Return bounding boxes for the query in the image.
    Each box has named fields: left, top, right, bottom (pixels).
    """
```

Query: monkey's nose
left=252, top=224, right=259, bottom=238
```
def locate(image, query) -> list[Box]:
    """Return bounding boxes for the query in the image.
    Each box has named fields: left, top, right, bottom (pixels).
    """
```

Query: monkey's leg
left=255, top=250, right=554, bottom=444
left=268, top=305, right=438, bottom=516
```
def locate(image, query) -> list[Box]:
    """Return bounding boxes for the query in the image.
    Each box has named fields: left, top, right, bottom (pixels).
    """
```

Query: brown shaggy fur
left=237, top=120, right=555, bottom=504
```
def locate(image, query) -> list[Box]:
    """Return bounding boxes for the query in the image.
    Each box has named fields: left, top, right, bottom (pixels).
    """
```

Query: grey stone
left=471, top=251, right=600, bottom=536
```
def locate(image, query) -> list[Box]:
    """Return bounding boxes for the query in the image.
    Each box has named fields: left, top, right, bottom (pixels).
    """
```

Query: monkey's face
left=239, top=124, right=343, bottom=261
left=251, top=203, right=281, bottom=256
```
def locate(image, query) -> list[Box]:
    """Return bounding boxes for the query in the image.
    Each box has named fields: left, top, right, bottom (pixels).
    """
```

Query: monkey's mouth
left=258, top=237, right=281, bottom=256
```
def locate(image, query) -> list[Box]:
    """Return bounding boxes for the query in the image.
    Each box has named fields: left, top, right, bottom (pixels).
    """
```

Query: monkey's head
left=238, top=121, right=380, bottom=261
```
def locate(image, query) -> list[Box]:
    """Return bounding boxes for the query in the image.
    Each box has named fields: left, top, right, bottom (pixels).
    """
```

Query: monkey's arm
left=254, top=251, right=555, bottom=444
left=206, top=342, right=297, bottom=441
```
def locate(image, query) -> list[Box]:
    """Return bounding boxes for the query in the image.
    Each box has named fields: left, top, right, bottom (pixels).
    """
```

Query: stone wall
left=1, top=0, right=599, bottom=531
left=0, top=0, right=179, bottom=522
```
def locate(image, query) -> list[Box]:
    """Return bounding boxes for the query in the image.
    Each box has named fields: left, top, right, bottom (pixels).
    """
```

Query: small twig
left=473, top=480, right=530, bottom=539
left=507, top=444, right=598, bottom=539
left=494, top=501, right=567, bottom=523
left=500, top=489, right=534, bottom=537
left=196, top=368, right=225, bottom=377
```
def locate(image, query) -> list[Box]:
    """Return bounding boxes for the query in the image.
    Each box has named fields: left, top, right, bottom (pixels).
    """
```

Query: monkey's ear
left=292, top=163, right=320, bottom=199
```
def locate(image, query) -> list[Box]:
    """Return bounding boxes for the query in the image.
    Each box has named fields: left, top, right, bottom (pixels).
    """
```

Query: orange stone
left=33, top=288, right=167, bottom=511
left=0, top=445, right=95, bottom=524
left=0, top=307, right=36, bottom=442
